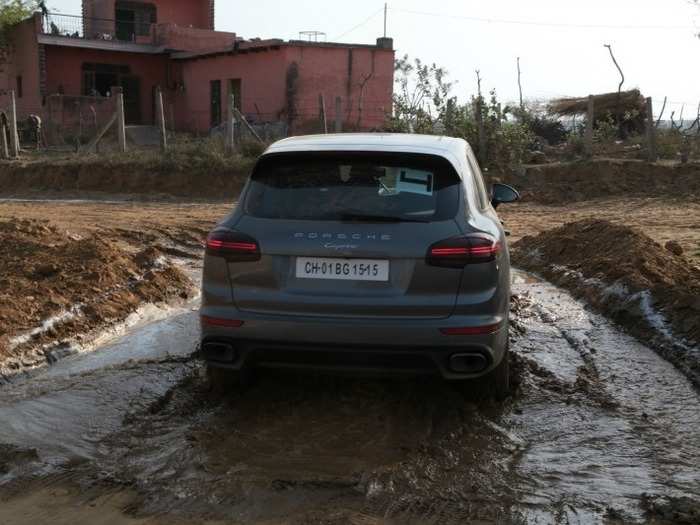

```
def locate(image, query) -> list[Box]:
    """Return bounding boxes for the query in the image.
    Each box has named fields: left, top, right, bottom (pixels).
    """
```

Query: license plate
left=296, top=257, right=389, bottom=281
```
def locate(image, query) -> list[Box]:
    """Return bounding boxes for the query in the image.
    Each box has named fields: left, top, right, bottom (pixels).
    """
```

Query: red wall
left=83, top=0, right=212, bottom=38
left=149, top=0, right=211, bottom=29
left=154, top=25, right=235, bottom=52
left=175, top=45, right=395, bottom=134
left=44, top=46, right=169, bottom=124
left=285, top=45, right=394, bottom=132
left=174, top=49, right=289, bottom=132
left=0, top=14, right=43, bottom=118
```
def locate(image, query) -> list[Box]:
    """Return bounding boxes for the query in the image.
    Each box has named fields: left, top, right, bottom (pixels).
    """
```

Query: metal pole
left=156, top=86, right=167, bottom=152
left=9, top=90, right=19, bottom=158
left=384, top=3, right=388, bottom=38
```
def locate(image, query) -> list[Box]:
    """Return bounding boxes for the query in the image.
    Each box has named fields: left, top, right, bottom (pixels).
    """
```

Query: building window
left=211, top=80, right=222, bottom=128
left=16, top=76, right=23, bottom=98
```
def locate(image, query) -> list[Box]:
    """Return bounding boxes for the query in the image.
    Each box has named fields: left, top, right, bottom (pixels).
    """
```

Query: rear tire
left=457, top=345, right=510, bottom=401
left=206, top=364, right=252, bottom=395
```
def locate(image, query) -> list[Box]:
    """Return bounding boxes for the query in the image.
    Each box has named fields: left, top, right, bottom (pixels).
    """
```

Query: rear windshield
left=244, top=152, right=461, bottom=222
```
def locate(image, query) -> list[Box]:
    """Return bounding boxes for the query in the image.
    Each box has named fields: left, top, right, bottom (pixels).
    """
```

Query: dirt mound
left=0, top=155, right=253, bottom=200
left=493, top=159, right=700, bottom=204
left=0, top=219, right=193, bottom=377
left=512, top=219, right=700, bottom=386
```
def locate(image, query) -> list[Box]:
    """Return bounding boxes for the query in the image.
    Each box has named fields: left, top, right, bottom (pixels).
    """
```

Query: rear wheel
left=456, top=345, right=510, bottom=401
left=206, top=364, right=252, bottom=394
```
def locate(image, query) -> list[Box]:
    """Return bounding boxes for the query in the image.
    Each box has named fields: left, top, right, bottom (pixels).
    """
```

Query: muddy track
left=0, top=272, right=699, bottom=524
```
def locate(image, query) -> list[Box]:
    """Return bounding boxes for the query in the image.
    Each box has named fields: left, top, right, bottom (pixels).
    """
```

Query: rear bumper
left=199, top=310, right=508, bottom=380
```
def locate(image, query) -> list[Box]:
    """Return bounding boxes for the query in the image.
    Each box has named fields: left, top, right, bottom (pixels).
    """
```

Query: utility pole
left=517, top=57, right=523, bottom=110
left=384, top=3, right=388, bottom=38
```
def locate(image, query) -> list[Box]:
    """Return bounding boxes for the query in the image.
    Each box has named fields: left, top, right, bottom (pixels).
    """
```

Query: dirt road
left=0, top=197, right=699, bottom=524
left=0, top=269, right=698, bottom=524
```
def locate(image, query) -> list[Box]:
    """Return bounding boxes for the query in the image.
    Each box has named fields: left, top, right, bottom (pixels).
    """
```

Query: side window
left=465, top=148, right=490, bottom=209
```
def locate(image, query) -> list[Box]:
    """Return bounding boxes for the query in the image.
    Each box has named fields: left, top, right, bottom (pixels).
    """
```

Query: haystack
left=549, top=89, right=647, bottom=135
left=548, top=89, right=646, bottom=119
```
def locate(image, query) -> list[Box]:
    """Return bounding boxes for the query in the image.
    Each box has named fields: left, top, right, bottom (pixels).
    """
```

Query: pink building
left=0, top=0, right=394, bottom=136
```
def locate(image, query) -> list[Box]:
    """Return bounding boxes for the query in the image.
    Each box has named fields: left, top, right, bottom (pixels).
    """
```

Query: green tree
left=388, top=55, right=534, bottom=172
left=1, top=1, right=37, bottom=46
left=390, top=54, right=456, bottom=134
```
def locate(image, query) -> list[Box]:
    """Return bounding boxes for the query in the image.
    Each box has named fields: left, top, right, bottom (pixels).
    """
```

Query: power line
left=333, top=7, right=385, bottom=41
left=391, top=7, right=696, bottom=31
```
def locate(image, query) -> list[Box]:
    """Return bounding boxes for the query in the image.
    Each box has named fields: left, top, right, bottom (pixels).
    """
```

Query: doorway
left=115, top=8, right=135, bottom=41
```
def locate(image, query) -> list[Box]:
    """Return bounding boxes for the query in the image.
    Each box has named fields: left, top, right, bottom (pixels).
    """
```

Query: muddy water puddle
left=1, top=271, right=699, bottom=524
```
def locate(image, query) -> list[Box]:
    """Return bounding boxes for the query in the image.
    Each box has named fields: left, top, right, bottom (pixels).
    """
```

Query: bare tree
left=655, top=96, right=667, bottom=128
left=517, top=57, right=523, bottom=110
left=604, top=43, right=625, bottom=138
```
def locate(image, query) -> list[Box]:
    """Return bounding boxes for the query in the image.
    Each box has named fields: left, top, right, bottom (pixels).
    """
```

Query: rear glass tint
left=244, top=152, right=461, bottom=222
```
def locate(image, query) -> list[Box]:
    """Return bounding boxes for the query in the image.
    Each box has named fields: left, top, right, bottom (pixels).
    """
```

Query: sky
left=49, top=0, right=700, bottom=117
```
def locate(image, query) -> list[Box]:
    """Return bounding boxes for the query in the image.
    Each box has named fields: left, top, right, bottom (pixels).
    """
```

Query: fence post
left=319, top=94, right=327, bottom=134
left=226, top=93, right=236, bottom=154
left=116, top=92, right=127, bottom=153
left=334, top=96, right=342, bottom=133
left=155, top=86, right=167, bottom=152
left=645, top=97, right=657, bottom=162
left=1, top=122, right=8, bottom=159
left=584, top=95, right=594, bottom=157
left=9, top=90, right=19, bottom=158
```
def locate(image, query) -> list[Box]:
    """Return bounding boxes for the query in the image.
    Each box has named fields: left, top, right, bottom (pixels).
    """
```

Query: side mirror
left=491, top=183, right=520, bottom=209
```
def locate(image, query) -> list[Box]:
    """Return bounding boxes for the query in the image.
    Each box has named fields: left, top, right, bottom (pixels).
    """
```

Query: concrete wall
left=174, top=44, right=395, bottom=134
left=0, top=14, right=43, bottom=118
left=44, top=46, right=169, bottom=124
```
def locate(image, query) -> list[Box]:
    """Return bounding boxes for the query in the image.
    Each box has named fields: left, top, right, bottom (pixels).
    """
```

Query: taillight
left=440, top=323, right=502, bottom=335
left=427, top=233, right=500, bottom=268
left=201, top=315, right=244, bottom=328
left=206, top=230, right=260, bottom=262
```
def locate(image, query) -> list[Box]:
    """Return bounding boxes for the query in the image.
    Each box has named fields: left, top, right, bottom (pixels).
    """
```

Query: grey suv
left=200, top=134, right=519, bottom=397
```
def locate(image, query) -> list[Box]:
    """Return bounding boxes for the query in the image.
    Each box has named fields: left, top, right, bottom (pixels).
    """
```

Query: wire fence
left=42, top=94, right=118, bottom=149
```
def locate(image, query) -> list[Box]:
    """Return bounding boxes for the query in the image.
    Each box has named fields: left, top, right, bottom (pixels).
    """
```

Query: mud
left=512, top=219, right=700, bottom=388
left=0, top=218, right=194, bottom=381
left=1, top=272, right=699, bottom=524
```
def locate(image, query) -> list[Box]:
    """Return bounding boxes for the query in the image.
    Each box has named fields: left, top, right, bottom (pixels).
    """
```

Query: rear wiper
left=338, top=212, right=429, bottom=223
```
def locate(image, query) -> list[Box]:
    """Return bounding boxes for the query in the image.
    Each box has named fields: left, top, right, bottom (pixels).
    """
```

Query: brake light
left=427, top=233, right=500, bottom=267
left=440, top=323, right=502, bottom=335
left=201, top=315, right=244, bottom=328
left=206, top=230, right=260, bottom=262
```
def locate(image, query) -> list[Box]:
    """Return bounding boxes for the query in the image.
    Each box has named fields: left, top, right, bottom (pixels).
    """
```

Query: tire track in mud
left=1, top=273, right=699, bottom=524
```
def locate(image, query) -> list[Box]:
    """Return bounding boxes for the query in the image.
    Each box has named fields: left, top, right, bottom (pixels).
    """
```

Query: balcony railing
left=42, top=12, right=154, bottom=44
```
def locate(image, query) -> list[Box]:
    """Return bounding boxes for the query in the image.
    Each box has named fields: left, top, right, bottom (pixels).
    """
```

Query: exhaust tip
left=202, top=342, right=237, bottom=363
left=449, top=353, right=489, bottom=374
